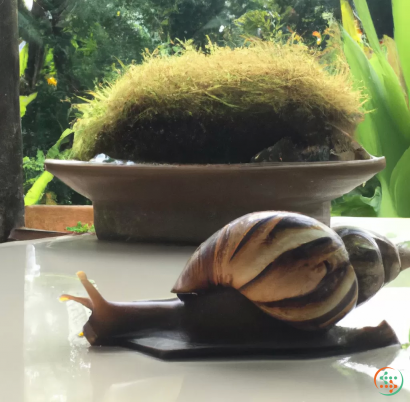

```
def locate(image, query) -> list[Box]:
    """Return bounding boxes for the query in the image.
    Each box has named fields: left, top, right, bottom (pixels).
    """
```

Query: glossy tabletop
left=1, top=217, right=410, bottom=402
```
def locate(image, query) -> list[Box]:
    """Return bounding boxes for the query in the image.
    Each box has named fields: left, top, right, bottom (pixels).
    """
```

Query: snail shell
left=334, top=226, right=401, bottom=305
left=172, top=211, right=358, bottom=331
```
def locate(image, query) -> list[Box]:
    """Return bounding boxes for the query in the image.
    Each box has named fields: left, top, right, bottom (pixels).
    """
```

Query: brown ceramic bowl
left=45, top=157, right=385, bottom=244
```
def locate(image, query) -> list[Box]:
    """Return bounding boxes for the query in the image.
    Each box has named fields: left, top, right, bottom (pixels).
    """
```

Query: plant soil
left=92, top=106, right=359, bottom=164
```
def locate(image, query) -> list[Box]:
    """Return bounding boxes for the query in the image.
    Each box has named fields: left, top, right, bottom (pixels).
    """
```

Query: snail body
left=60, top=211, right=410, bottom=347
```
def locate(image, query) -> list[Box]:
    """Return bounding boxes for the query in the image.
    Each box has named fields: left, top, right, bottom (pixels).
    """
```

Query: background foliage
left=18, top=0, right=396, bottom=210
left=331, top=0, right=410, bottom=218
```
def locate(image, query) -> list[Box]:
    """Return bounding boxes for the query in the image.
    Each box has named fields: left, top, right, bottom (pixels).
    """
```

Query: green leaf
left=113, top=56, right=125, bottom=69
left=344, top=0, right=410, bottom=218
left=342, top=29, right=406, bottom=216
left=354, top=104, right=381, bottom=158
left=383, top=35, right=408, bottom=94
left=343, top=29, right=406, bottom=177
left=46, top=129, right=74, bottom=159
left=392, top=0, right=410, bottom=97
left=19, top=42, right=29, bottom=77
left=24, top=171, right=54, bottom=206
left=36, top=149, right=46, bottom=164
left=45, top=47, right=54, bottom=65
left=390, top=146, right=410, bottom=217
left=332, top=186, right=381, bottom=217
left=376, top=175, right=398, bottom=217
left=340, top=0, right=362, bottom=47
left=353, top=1, right=410, bottom=143
left=70, top=39, right=79, bottom=50
left=20, top=93, right=38, bottom=117
left=353, top=0, right=381, bottom=53
left=24, top=129, right=74, bottom=205
left=372, top=53, right=410, bottom=144
left=342, top=29, right=384, bottom=157
left=66, top=222, right=95, bottom=233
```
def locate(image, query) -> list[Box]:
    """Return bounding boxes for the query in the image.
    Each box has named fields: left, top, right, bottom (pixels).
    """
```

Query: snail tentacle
left=61, top=271, right=125, bottom=344
left=77, top=271, right=107, bottom=307
left=60, top=271, right=109, bottom=311
left=60, top=294, right=93, bottom=311
left=61, top=271, right=185, bottom=345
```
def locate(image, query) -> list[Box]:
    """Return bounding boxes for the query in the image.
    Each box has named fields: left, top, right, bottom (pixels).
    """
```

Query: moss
left=71, top=40, right=364, bottom=163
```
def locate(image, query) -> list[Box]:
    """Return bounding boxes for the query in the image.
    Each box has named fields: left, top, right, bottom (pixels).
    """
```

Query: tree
left=0, top=0, right=25, bottom=242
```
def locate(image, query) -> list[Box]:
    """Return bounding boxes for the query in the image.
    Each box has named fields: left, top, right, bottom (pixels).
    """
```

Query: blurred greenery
left=66, top=221, right=95, bottom=233
left=19, top=41, right=37, bottom=117
left=18, top=0, right=399, bottom=214
left=337, top=0, right=410, bottom=217
left=23, top=150, right=46, bottom=194
left=331, top=177, right=381, bottom=217
left=24, top=128, right=74, bottom=206
left=19, top=0, right=341, bottom=204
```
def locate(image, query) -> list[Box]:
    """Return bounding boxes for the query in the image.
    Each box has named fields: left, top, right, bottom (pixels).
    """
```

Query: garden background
left=18, top=0, right=405, bottom=219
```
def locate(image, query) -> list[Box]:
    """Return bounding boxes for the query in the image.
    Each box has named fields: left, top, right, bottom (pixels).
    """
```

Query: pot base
left=94, top=201, right=331, bottom=244
left=45, top=158, right=385, bottom=244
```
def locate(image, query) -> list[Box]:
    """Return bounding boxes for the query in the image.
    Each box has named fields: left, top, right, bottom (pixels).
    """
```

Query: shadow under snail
left=60, top=211, right=410, bottom=350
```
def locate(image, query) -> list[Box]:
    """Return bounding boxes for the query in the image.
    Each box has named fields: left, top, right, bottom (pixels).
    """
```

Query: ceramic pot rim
left=45, top=155, right=385, bottom=172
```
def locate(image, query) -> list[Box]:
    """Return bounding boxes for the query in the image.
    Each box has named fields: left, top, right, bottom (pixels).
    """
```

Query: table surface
left=1, top=217, right=410, bottom=402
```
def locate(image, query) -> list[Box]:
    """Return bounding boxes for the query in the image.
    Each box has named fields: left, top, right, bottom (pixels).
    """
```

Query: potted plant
left=45, top=40, right=385, bottom=243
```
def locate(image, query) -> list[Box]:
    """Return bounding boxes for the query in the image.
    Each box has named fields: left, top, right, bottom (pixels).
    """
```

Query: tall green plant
left=19, top=41, right=37, bottom=118
left=24, top=129, right=73, bottom=206
left=340, top=0, right=410, bottom=217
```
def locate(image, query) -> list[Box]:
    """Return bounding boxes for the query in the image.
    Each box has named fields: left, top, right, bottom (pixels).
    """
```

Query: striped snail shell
left=334, top=226, right=402, bottom=305
left=172, top=211, right=358, bottom=331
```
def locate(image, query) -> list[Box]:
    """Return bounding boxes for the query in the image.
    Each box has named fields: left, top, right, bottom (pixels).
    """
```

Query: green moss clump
left=71, top=40, right=364, bottom=164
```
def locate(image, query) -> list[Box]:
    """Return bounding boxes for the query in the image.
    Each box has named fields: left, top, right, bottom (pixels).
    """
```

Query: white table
left=1, top=217, right=410, bottom=402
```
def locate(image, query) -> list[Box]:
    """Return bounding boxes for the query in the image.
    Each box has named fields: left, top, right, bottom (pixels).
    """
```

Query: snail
left=334, top=226, right=409, bottom=305
left=60, top=211, right=410, bottom=348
